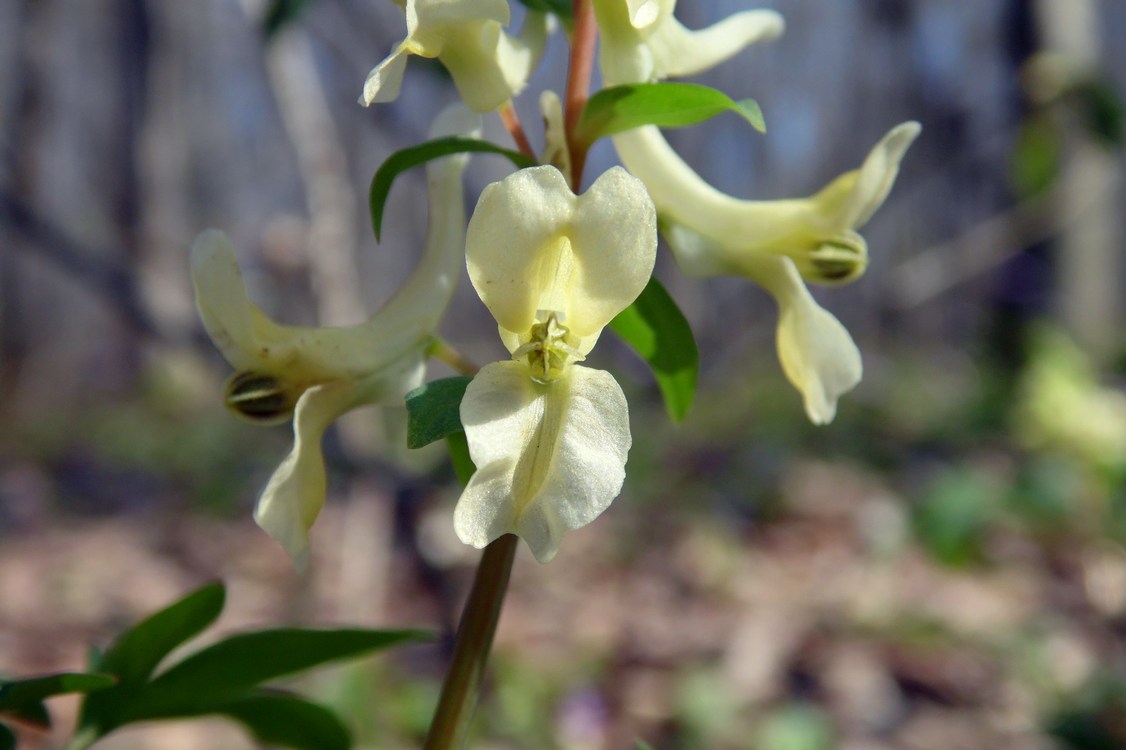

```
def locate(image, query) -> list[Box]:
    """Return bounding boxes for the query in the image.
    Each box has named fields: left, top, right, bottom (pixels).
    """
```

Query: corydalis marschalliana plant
left=192, top=106, right=478, bottom=567
left=179, top=1, right=919, bottom=747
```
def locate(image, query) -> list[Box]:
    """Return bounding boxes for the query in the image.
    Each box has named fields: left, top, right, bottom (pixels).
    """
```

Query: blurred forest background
left=2, top=0, right=1126, bottom=748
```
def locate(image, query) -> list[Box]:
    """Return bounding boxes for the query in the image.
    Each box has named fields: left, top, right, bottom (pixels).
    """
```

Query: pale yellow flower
left=193, top=106, right=478, bottom=566
left=614, top=122, right=920, bottom=423
left=360, top=0, right=548, bottom=112
left=594, top=0, right=784, bottom=85
left=455, top=165, right=657, bottom=561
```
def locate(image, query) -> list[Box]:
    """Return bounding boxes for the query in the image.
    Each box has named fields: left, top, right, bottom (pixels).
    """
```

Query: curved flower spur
left=191, top=105, right=480, bottom=567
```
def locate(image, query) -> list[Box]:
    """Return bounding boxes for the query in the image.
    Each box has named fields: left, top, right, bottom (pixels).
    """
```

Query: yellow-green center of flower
left=512, top=312, right=582, bottom=383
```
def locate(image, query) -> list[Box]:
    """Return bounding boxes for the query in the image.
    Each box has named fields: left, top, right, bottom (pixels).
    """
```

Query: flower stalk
left=564, top=0, right=597, bottom=187
left=422, top=534, right=519, bottom=750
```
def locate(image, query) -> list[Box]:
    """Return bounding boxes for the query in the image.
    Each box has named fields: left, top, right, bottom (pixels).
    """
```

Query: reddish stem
left=564, top=0, right=597, bottom=189
left=499, top=102, right=536, bottom=159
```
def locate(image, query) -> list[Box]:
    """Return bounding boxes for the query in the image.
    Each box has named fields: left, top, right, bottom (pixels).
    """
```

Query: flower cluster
left=192, top=0, right=918, bottom=565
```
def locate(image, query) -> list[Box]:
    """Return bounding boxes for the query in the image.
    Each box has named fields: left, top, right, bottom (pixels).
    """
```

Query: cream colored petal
left=615, top=123, right=919, bottom=266
left=408, top=0, right=510, bottom=43
left=812, top=121, right=921, bottom=229
left=455, top=361, right=631, bottom=562
left=375, top=104, right=478, bottom=331
left=625, top=0, right=661, bottom=28
left=438, top=11, right=547, bottom=112
left=253, top=381, right=357, bottom=569
left=751, top=257, right=861, bottom=425
left=539, top=90, right=572, bottom=184
left=647, top=9, right=784, bottom=81
left=253, top=353, right=426, bottom=568
left=595, top=0, right=656, bottom=85
left=466, top=166, right=656, bottom=339
left=663, top=224, right=860, bottom=424
left=190, top=230, right=260, bottom=370
left=359, top=45, right=410, bottom=106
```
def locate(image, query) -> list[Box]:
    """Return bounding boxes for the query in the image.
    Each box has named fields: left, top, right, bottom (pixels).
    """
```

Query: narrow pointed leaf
left=0, top=674, right=116, bottom=714
left=97, top=581, right=225, bottom=684
left=0, top=722, right=14, bottom=750
left=370, top=138, right=537, bottom=241
left=610, top=277, right=699, bottom=421
left=124, top=628, right=429, bottom=720
left=577, top=82, right=765, bottom=146
left=79, top=582, right=226, bottom=732
left=405, top=376, right=473, bottom=449
left=221, top=691, right=350, bottom=750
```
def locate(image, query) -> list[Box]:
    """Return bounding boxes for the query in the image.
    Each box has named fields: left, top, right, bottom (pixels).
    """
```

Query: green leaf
left=0, top=674, right=116, bottom=713
left=263, top=0, right=314, bottom=37
left=513, top=0, right=572, bottom=19
left=446, top=430, right=476, bottom=486
left=96, top=581, right=226, bottom=685
left=576, top=82, right=765, bottom=145
left=405, top=376, right=473, bottom=449
left=124, top=628, right=429, bottom=721
left=79, top=582, right=226, bottom=732
left=0, top=722, right=14, bottom=750
left=635, top=741, right=656, bottom=750
left=3, top=700, right=49, bottom=730
left=370, top=137, right=537, bottom=241
left=221, top=691, right=351, bottom=750
left=610, top=277, right=699, bottom=422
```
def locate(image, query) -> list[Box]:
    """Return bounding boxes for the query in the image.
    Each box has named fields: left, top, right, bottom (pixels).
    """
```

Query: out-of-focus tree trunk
left=1036, top=0, right=1124, bottom=363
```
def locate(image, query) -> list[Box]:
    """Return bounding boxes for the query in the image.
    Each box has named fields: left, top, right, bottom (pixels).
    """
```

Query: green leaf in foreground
left=97, top=581, right=225, bottom=685
left=124, top=628, right=429, bottom=721
left=405, top=376, right=473, bottom=449
left=0, top=674, right=116, bottom=715
left=576, top=82, right=765, bottom=146
left=221, top=691, right=351, bottom=750
left=610, top=277, right=699, bottom=422
left=370, top=137, right=537, bottom=241
left=0, top=722, right=14, bottom=750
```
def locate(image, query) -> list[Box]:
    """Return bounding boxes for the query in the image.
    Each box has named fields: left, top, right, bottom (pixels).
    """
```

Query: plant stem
left=429, top=338, right=480, bottom=376
left=564, top=0, right=597, bottom=189
left=422, top=534, right=519, bottom=750
left=499, top=102, right=536, bottom=159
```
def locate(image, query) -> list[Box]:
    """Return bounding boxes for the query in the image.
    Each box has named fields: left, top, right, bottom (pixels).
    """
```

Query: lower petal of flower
left=455, top=361, right=631, bottom=562
left=663, top=222, right=860, bottom=425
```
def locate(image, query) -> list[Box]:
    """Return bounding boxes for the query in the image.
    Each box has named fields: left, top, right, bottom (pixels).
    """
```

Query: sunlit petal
left=455, top=361, right=631, bottom=562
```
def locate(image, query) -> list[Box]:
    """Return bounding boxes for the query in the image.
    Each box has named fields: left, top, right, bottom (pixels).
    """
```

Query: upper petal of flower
left=465, top=165, right=656, bottom=349
left=664, top=222, right=861, bottom=424
left=595, top=0, right=784, bottom=85
left=614, top=122, right=920, bottom=284
left=455, top=360, right=631, bottom=562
